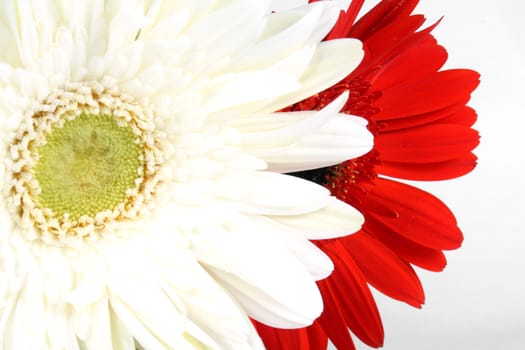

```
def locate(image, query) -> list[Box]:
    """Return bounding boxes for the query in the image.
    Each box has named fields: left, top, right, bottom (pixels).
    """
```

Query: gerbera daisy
left=254, top=0, right=480, bottom=348
left=0, top=1, right=374, bottom=349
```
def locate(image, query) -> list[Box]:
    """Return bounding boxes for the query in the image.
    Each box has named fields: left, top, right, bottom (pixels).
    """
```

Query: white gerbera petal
left=0, top=0, right=369, bottom=348
left=76, top=300, right=113, bottom=350
left=258, top=38, right=364, bottom=113
left=237, top=92, right=373, bottom=172
left=270, top=197, right=365, bottom=239
left=185, top=0, right=269, bottom=58
left=4, top=275, right=47, bottom=349
left=108, top=307, right=136, bottom=350
left=203, top=71, right=301, bottom=113
left=211, top=170, right=331, bottom=215
left=233, top=2, right=336, bottom=71
left=281, top=232, right=335, bottom=280
left=200, top=224, right=324, bottom=329
left=263, top=112, right=373, bottom=172
left=270, top=0, right=351, bottom=12
left=269, top=0, right=308, bottom=11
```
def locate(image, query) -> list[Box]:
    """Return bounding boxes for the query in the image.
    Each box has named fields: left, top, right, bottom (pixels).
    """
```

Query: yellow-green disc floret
left=33, top=114, right=142, bottom=221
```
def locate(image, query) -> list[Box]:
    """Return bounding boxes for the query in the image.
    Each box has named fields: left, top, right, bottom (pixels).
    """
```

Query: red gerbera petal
left=382, top=104, right=477, bottom=132
left=376, top=153, right=478, bottom=181
left=325, top=0, right=365, bottom=40
left=341, top=232, right=425, bottom=308
left=375, top=123, right=479, bottom=164
left=350, top=0, right=420, bottom=40
left=364, top=216, right=448, bottom=272
left=253, top=323, right=321, bottom=350
left=319, top=240, right=385, bottom=348
left=362, top=177, right=463, bottom=250
left=316, top=282, right=358, bottom=350
left=374, top=70, right=480, bottom=119
left=368, top=36, right=448, bottom=91
left=257, top=1, right=479, bottom=349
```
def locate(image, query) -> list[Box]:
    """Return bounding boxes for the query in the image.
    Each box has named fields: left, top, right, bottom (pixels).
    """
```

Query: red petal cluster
left=255, top=0, right=480, bottom=348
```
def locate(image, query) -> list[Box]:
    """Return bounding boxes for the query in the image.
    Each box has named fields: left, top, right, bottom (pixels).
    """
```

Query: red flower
left=254, top=0, right=480, bottom=349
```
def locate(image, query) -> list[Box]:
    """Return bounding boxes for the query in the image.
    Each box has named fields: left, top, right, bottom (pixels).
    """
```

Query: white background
left=343, top=1, right=525, bottom=349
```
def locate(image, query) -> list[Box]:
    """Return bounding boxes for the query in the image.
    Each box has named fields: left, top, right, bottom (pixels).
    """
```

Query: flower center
left=6, top=81, right=164, bottom=245
left=33, top=113, right=142, bottom=221
left=288, top=151, right=380, bottom=205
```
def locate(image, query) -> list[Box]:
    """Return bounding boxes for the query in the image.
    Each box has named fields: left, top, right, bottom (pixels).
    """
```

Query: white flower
left=0, top=0, right=372, bottom=349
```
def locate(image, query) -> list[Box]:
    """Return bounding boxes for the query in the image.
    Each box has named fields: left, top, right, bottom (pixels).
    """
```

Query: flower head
left=255, top=0, right=480, bottom=349
left=0, top=1, right=373, bottom=349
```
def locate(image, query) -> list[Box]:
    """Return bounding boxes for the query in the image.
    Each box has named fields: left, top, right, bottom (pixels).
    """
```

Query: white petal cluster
left=0, top=0, right=372, bottom=349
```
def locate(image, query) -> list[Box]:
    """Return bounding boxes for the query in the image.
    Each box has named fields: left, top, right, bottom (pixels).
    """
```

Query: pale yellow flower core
left=6, top=83, right=163, bottom=244
left=33, top=114, right=143, bottom=221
